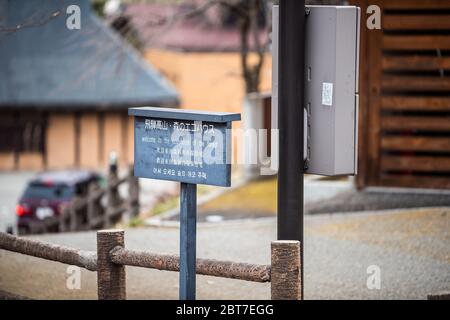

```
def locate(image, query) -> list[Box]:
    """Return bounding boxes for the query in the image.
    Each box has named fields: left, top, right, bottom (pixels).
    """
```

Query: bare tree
left=235, top=0, right=267, bottom=93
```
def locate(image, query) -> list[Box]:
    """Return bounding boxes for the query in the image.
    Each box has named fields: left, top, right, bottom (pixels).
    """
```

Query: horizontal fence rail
left=110, top=246, right=271, bottom=283
left=0, top=232, right=97, bottom=271
left=0, top=230, right=301, bottom=300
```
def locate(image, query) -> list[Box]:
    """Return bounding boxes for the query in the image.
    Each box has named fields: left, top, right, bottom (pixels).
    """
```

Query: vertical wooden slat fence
left=0, top=230, right=302, bottom=300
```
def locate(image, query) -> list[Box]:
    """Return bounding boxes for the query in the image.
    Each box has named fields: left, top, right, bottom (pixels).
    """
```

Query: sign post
left=179, top=182, right=197, bottom=300
left=129, top=107, right=240, bottom=300
left=277, top=0, right=306, bottom=299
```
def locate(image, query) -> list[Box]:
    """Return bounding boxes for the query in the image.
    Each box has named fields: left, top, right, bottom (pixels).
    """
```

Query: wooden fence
left=25, top=164, right=139, bottom=234
left=0, top=230, right=301, bottom=300
left=352, top=0, right=450, bottom=190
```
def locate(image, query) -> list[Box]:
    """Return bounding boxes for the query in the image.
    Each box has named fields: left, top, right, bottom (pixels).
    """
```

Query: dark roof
left=129, top=106, right=241, bottom=123
left=0, top=0, right=179, bottom=109
left=124, top=3, right=269, bottom=52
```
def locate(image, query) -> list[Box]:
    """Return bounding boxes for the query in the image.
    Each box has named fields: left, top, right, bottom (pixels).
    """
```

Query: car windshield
left=22, top=183, right=74, bottom=200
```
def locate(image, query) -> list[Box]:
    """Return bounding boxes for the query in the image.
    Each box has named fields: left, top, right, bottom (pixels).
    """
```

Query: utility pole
left=277, top=0, right=305, bottom=299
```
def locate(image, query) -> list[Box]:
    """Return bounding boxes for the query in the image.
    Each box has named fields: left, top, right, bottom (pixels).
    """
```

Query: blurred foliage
left=152, top=196, right=179, bottom=216
left=111, top=16, right=143, bottom=51
left=91, top=0, right=143, bottom=51
left=200, top=177, right=277, bottom=215
left=92, top=0, right=108, bottom=17
left=149, top=185, right=211, bottom=217
left=128, top=216, right=145, bottom=227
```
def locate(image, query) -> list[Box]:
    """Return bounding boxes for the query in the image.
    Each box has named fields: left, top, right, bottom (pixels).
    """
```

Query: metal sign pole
left=179, top=182, right=197, bottom=300
left=277, top=0, right=305, bottom=299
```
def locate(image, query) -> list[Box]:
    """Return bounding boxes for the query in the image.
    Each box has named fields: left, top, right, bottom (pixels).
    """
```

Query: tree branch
left=0, top=10, right=62, bottom=34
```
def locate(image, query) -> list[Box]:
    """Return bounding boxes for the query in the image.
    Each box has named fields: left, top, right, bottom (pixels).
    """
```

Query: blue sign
left=129, top=107, right=241, bottom=187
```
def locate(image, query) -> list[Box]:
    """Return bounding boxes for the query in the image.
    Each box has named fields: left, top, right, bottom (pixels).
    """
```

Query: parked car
left=16, top=170, right=104, bottom=234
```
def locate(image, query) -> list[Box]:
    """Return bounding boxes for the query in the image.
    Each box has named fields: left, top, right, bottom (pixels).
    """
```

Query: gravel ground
left=307, top=189, right=450, bottom=214
left=1, top=207, right=448, bottom=299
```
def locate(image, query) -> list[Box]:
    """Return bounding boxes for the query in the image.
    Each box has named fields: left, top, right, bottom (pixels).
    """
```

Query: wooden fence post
left=97, top=229, right=126, bottom=300
left=87, top=183, right=102, bottom=229
left=127, top=164, right=139, bottom=219
left=69, top=198, right=79, bottom=231
left=87, top=184, right=96, bottom=223
left=105, top=159, right=120, bottom=228
left=59, top=208, right=68, bottom=232
left=271, top=240, right=301, bottom=300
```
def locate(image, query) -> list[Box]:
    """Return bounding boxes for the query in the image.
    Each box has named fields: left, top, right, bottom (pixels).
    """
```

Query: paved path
left=307, top=187, right=450, bottom=215
left=1, top=207, right=449, bottom=299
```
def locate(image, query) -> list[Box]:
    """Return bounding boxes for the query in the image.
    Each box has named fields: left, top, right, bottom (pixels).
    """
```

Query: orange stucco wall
left=79, top=113, right=100, bottom=168
left=145, top=49, right=272, bottom=120
left=127, top=116, right=134, bottom=164
left=102, top=113, right=124, bottom=167
left=46, top=114, right=76, bottom=169
left=0, top=153, right=15, bottom=170
left=18, top=152, right=44, bottom=170
left=0, top=111, right=134, bottom=171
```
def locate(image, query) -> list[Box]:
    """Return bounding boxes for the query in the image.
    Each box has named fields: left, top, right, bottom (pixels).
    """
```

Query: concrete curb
left=145, top=216, right=276, bottom=229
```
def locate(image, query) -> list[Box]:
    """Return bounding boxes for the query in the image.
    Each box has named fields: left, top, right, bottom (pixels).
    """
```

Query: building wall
left=351, top=0, right=450, bottom=190
left=0, top=111, right=134, bottom=171
left=0, top=111, right=14, bottom=170
left=18, top=152, right=44, bottom=170
left=102, top=113, right=125, bottom=167
left=79, top=113, right=100, bottom=168
left=145, top=49, right=273, bottom=123
left=46, top=113, right=76, bottom=169
left=0, top=153, right=15, bottom=171
left=127, top=116, right=134, bottom=165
